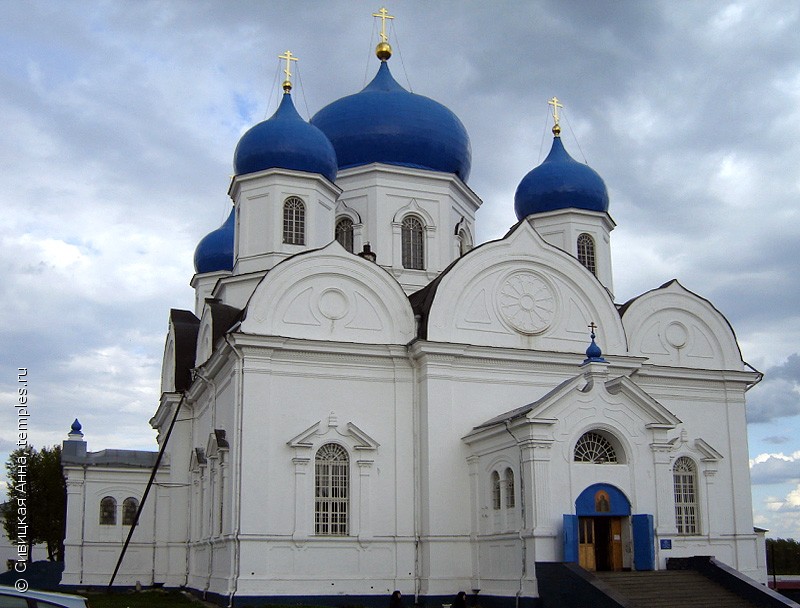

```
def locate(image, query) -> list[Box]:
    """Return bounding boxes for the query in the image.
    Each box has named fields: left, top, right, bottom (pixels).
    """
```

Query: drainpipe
left=503, top=421, right=527, bottom=608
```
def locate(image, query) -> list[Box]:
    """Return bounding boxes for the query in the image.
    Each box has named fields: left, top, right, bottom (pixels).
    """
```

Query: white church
left=60, top=11, right=768, bottom=607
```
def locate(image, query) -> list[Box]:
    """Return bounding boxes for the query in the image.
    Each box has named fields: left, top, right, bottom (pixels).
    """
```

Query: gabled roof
left=170, top=309, right=200, bottom=391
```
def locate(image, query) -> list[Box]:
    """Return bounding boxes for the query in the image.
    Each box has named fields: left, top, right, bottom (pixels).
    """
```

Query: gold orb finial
left=372, top=7, right=395, bottom=61
left=376, top=41, right=392, bottom=61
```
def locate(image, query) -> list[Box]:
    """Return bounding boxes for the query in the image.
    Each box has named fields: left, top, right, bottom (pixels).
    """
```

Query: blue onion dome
left=310, top=61, right=472, bottom=182
left=514, top=136, right=609, bottom=219
left=233, top=91, right=337, bottom=182
left=583, top=327, right=607, bottom=364
left=194, top=207, right=235, bottom=274
left=70, top=418, right=83, bottom=436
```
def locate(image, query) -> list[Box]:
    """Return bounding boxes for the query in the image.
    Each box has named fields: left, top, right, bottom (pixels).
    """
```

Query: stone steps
left=594, top=570, right=761, bottom=608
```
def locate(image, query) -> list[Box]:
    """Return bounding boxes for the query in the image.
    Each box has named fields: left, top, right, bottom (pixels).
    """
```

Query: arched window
left=122, top=497, right=139, bottom=526
left=99, top=496, right=116, bottom=525
left=335, top=217, right=354, bottom=253
left=315, top=443, right=349, bottom=535
left=283, top=197, right=305, bottom=245
left=401, top=216, right=425, bottom=270
left=574, top=431, right=618, bottom=464
left=504, top=468, right=515, bottom=508
left=491, top=471, right=501, bottom=510
left=673, top=457, right=699, bottom=535
left=577, top=233, right=596, bottom=275
left=459, top=228, right=473, bottom=256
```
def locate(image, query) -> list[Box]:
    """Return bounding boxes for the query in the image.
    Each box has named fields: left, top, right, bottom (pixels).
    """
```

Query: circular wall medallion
left=497, top=271, right=556, bottom=335
left=665, top=321, right=688, bottom=349
left=318, top=288, right=349, bottom=320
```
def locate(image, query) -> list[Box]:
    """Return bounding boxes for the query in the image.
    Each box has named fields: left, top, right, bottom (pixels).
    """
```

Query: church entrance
left=578, top=516, right=623, bottom=571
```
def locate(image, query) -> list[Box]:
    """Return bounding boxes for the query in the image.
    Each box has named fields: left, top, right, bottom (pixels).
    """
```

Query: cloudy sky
left=1, top=1, right=799, bottom=538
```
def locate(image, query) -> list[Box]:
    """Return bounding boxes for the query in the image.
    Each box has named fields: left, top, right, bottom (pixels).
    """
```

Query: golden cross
left=548, top=96, right=564, bottom=128
left=278, top=50, right=299, bottom=84
left=373, top=7, right=394, bottom=43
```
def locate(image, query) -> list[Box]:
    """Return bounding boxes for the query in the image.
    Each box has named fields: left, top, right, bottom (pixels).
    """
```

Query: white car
left=0, top=585, right=89, bottom=608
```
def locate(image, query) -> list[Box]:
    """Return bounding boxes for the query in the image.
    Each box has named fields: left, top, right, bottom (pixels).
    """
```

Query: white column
left=292, top=457, right=310, bottom=541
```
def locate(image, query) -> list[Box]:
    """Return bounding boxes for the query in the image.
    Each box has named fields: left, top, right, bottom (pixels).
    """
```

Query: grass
left=83, top=588, right=209, bottom=608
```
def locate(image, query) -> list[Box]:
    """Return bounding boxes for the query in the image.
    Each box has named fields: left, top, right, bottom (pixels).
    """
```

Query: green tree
left=3, top=445, right=66, bottom=562
left=766, top=538, right=800, bottom=575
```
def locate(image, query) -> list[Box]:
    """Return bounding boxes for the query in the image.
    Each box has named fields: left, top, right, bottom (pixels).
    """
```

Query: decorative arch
left=620, top=280, right=744, bottom=370
left=575, top=483, right=631, bottom=517
left=423, top=221, right=626, bottom=351
left=573, top=428, right=627, bottom=464
left=240, top=241, right=415, bottom=344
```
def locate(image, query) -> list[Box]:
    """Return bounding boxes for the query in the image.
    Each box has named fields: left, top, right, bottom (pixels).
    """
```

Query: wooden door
left=610, top=517, right=623, bottom=571
left=578, top=517, right=596, bottom=571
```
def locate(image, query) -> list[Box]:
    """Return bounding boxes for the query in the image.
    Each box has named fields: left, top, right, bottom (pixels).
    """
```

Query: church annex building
left=60, top=12, right=768, bottom=607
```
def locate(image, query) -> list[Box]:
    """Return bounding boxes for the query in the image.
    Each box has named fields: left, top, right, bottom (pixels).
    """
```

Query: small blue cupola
left=514, top=107, right=609, bottom=219
left=311, top=53, right=472, bottom=182
left=583, top=324, right=607, bottom=364
left=193, top=207, right=235, bottom=274
left=233, top=87, right=338, bottom=182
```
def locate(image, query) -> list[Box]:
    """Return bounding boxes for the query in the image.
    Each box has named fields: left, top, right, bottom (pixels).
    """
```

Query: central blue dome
left=234, top=92, right=337, bottom=182
left=311, top=62, right=472, bottom=182
left=514, top=136, right=609, bottom=219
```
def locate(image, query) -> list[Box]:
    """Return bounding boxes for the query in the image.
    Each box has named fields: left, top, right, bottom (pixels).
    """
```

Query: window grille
left=491, top=471, right=501, bottom=510
left=315, top=443, right=349, bottom=535
left=100, top=496, right=116, bottom=525
left=401, top=216, right=425, bottom=269
left=335, top=217, right=354, bottom=253
left=283, top=197, right=305, bottom=245
left=122, top=497, right=138, bottom=526
left=504, top=468, right=515, bottom=508
left=674, top=457, right=699, bottom=534
left=574, top=431, right=617, bottom=463
left=577, top=233, right=596, bottom=275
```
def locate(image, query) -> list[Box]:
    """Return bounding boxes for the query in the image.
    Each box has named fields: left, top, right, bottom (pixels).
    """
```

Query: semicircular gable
left=241, top=242, right=415, bottom=344
left=425, top=221, right=625, bottom=354
left=620, top=280, right=743, bottom=370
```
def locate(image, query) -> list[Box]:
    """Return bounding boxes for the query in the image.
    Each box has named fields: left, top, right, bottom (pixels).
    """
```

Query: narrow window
left=577, top=233, right=596, bottom=275
left=283, top=197, right=305, bottom=245
left=315, top=443, right=349, bottom=535
left=335, top=217, right=354, bottom=253
left=574, top=431, right=617, bottom=464
left=674, top=457, right=699, bottom=535
left=491, top=471, right=501, bottom=510
left=100, top=496, right=117, bottom=525
left=122, top=497, right=139, bottom=526
left=401, top=216, right=425, bottom=270
left=504, top=468, right=515, bottom=508
left=459, top=228, right=473, bottom=256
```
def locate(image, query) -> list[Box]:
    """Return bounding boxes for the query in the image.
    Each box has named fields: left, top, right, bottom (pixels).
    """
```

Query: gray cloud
left=750, top=454, right=800, bottom=485
left=747, top=356, right=800, bottom=424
